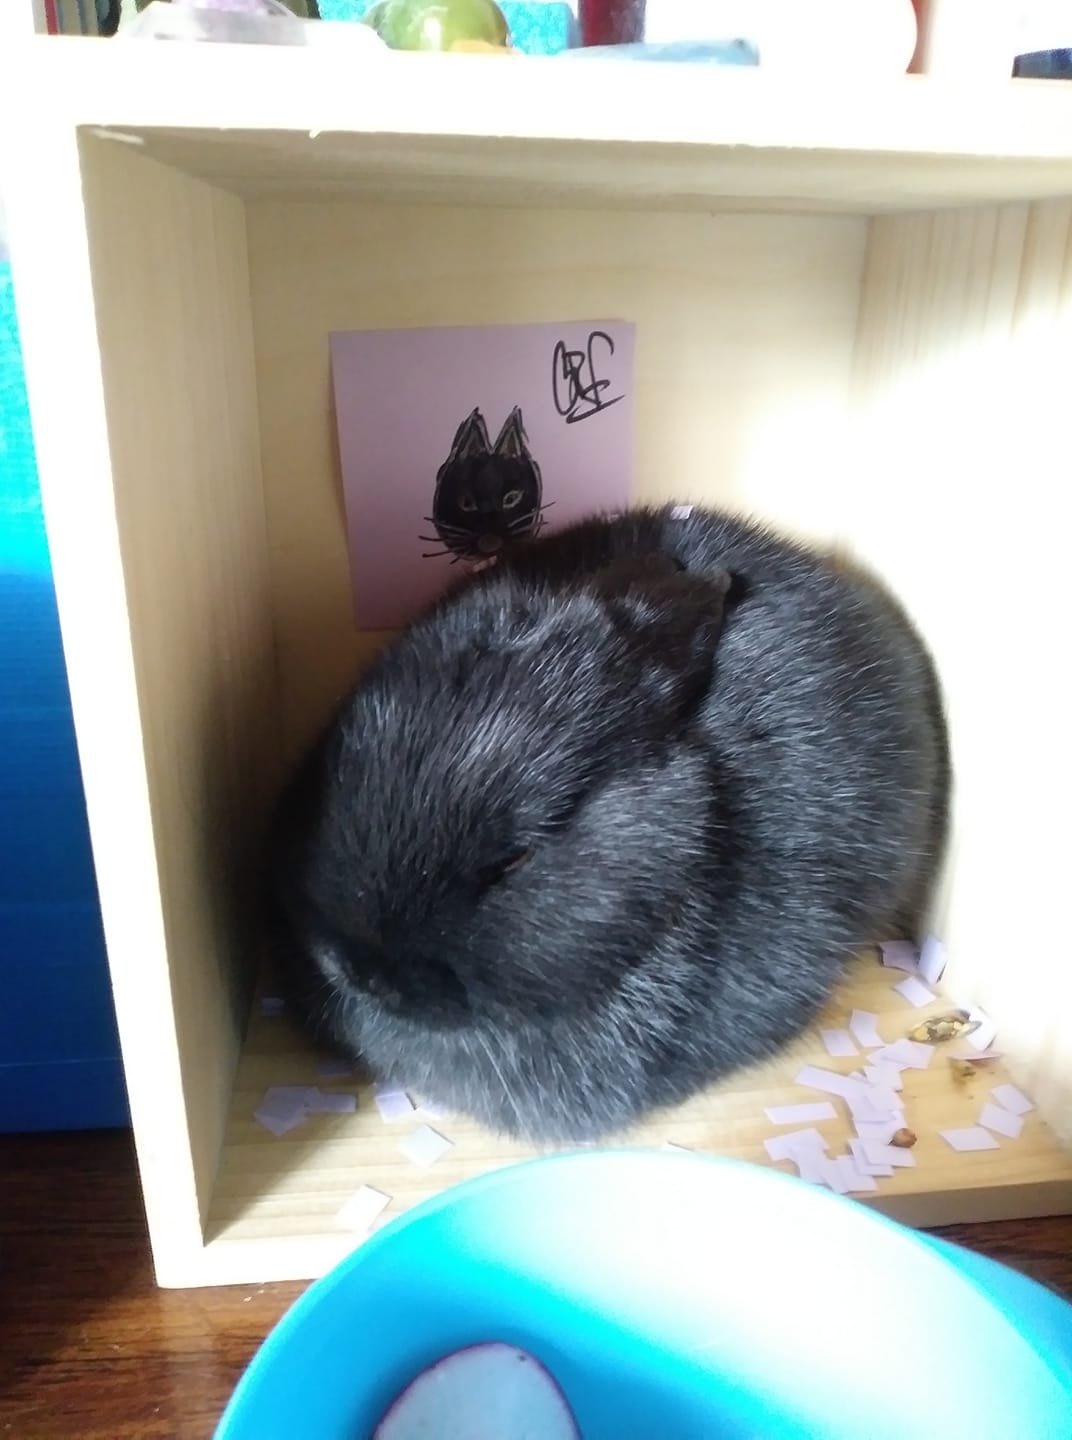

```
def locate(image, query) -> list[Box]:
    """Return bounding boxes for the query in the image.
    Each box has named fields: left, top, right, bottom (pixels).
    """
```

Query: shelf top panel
left=14, top=37, right=1072, bottom=213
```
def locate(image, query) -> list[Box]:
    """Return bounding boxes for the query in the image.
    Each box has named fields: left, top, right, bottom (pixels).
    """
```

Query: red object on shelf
left=578, top=0, right=645, bottom=46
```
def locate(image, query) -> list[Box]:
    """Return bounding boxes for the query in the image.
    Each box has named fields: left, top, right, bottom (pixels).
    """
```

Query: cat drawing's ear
left=447, top=408, right=492, bottom=463
left=491, top=406, right=530, bottom=461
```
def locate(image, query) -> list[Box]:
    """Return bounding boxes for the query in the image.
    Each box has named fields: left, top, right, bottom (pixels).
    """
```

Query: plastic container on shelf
left=215, top=1149, right=1072, bottom=1440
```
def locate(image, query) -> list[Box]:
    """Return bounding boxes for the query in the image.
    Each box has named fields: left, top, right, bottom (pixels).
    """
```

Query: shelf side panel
left=849, top=202, right=1072, bottom=1144
left=76, top=137, right=279, bottom=1238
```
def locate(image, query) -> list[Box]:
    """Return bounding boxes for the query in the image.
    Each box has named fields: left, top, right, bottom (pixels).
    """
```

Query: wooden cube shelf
left=4, top=36, right=1071, bottom=1287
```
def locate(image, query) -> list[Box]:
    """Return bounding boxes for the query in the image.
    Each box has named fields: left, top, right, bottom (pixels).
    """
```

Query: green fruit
left=363, top=0, right=509, bottom=52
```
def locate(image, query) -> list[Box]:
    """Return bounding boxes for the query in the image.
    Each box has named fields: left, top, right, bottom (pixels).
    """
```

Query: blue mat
left=0, top=261, right=126, bottom=1132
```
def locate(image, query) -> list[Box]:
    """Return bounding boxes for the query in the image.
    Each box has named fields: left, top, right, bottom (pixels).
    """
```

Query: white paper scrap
left=794, top=1066, right=864, bottom=1100
left=306, top=1090, right=358, bottom=1114
left=820, top=1028, right=858, bottom=1058
left=849, top=1137, right=894, bottom=1177
left=253, top=1107, right=306, bottom=1138
left=863, top=1062, right=903, bottom=1092
left=764, top=1102, right=838, bottom=1126
left=670, top=504, right=694, bottom=519
left=792, top=1149, right=829, bottom=1185
left=337, top=1185, right=390, bottom=1233
left=852, top=1119, right=901, bottom=1145
left=862, top=1140, right=917, bottom=1169
left=964, top=1008, right=999, bottom=1053
left=940, top=1127, right=1001, bottom=1153
left=880, top=940, right=919, bottom=972
left=846, top=1087, right=902, bottom=1123
left=399, top=1124, right=453, bottom=1168
left=262, top=1085, right=319, bottom=1110
left=819, top=1157, right=851, bottom=1194
left=990, top=1083, right=1035, bottom=1116
left=872, top=1038, right=934, bottom=1070
left=918, top=934, right=947, bottom=985
left=415, top=1097, right=448, bottom=1120
left=663, top=1141, right=692, bottom=1152
left=834, top=1154, right=878, bottom=1193
left=253, top=1087, right=312, bottom=1137
left=979, top=1103, right=1024, bottom=1140
left=764, top=1128, right=828, bottom=1163
left=849, top=1010, right=885, bottom=1049
left=374, top=1085, right=416, bottom=1122
left=894, top=975, right=936, bottom=1008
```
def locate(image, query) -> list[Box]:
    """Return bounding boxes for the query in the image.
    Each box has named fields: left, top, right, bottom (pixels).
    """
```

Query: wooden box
left=4, top=34, right=1072, bottom=1286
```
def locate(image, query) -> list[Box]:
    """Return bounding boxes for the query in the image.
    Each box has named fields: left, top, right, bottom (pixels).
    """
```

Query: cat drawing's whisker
left=422, top=516, right=471, bottom=534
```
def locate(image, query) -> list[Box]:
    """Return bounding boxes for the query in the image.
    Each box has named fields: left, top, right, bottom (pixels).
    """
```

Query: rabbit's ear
left=595, top=564, right=733, bottom=723
left=447, top=407, right=491, bottom=461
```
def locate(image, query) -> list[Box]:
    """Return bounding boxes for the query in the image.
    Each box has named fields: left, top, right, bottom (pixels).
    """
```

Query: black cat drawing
left=421, top=406, right=549, bottom=563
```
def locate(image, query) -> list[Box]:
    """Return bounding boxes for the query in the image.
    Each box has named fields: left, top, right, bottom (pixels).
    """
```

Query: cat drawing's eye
left=502, top=489, right=523, bottom=510
left=459, top=494, right=477, bottom=513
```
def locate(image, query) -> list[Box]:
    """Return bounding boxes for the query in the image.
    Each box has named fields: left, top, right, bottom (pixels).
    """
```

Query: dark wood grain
left=1, top=1131, right=1069, bottom=1439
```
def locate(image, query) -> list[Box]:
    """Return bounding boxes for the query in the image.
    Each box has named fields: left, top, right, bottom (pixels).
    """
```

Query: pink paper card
left=330, top=321, right=636, bottom=629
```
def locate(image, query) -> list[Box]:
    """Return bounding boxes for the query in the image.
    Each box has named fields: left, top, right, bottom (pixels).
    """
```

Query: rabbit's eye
left=502, top=489, right=523, bottom=510
left=476, top=847, right=534, bottom=889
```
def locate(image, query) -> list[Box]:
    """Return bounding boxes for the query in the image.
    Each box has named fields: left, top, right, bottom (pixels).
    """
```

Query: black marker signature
left=552, top=330, right=625, bottom=424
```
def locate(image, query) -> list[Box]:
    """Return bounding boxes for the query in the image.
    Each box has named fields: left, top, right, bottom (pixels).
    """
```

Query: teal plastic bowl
left=216, top=1150, right=1072, bottom=1439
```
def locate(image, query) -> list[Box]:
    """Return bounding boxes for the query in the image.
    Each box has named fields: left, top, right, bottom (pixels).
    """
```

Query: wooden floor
left=205, top=958, right=1072, bottom=1287
left=1, top=1131, right=1071, bottom=1440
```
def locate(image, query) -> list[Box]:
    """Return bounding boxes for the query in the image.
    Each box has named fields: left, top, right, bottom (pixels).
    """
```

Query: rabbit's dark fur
left=268, top=506, right=951, bottom=1142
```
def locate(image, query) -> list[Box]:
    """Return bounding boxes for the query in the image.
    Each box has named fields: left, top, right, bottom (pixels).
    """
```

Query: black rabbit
left=267, top=505, right=950, bottom=1143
